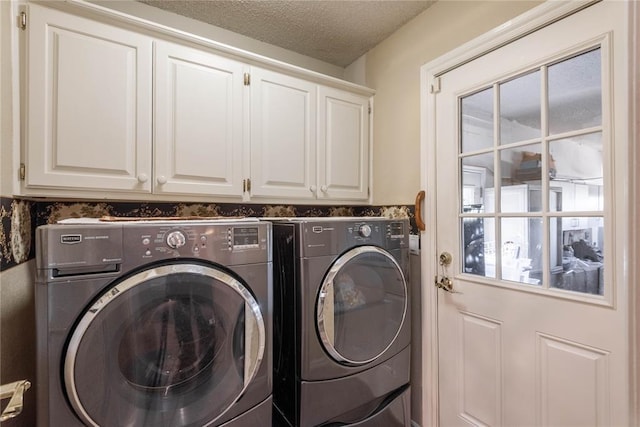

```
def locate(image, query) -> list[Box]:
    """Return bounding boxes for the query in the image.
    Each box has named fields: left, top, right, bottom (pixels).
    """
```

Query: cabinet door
left=250, top=68, right=317, bottom=199
left=26, top=4, right=152, bottom=192
left=318, top=87, right=370, bottom=201
left=154, top=41, right=244, bottom=197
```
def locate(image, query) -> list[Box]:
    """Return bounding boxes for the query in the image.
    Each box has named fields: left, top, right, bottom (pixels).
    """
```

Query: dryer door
left=64, top=262, right=265, bottom=427
left=317, top=246, right=408, bottom=365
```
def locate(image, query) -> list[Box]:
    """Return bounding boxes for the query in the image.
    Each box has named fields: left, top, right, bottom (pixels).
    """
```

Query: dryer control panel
left=286, top=218, right=408, bottom=257
left=346, top=221, right=384, bottom=245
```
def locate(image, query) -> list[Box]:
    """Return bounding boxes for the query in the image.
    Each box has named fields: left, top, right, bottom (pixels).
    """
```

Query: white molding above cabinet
left=25, top=4, right=153, bottom=193
left=20, top=1, right=374, bottom=204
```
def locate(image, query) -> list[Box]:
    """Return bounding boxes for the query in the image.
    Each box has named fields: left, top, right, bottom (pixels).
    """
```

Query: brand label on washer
left=60, top=234, right=82, bottom=244
left=312, top=226, right=334, bottom=233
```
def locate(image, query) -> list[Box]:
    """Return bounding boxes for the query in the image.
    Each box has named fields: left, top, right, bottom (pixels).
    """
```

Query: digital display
left=233, top=227, right=259, bottom=249
left=388, top=222, right=405, bottom=239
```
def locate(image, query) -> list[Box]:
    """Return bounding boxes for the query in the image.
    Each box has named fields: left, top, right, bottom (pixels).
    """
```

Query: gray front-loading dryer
left=270, top=217, right=411, bottom=427
left=35, top=219, right=272, bottom=427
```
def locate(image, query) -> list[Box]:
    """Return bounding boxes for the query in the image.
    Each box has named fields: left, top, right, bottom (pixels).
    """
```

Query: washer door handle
left=243, top=299, right=266, bottom=387
left=318, top=281, right=335, bottom=348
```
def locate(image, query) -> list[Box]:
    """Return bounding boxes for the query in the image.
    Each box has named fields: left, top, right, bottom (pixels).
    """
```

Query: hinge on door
left=18, top=163, right=25, bottom=181
left=243, top=73, right=250, bottom=86
left=430, top=76, right=441, bottom=94
left=19, top=12, right=26, bottom=30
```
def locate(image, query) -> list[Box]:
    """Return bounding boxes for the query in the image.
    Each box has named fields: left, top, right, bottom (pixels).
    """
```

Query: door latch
left=434, top=275, right=461, bottom=293
left=434, top=251, right=461, bottom=293
left=434, top=275, right=453, bottom=291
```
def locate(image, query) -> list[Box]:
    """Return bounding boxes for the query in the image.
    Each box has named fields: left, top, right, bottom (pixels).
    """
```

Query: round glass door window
left=316, top=246, right=407, bottom=365
left=64, top=262, right=265, bottom=427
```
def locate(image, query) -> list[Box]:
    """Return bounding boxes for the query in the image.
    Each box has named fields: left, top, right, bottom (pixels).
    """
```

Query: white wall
left=344, top=55, right=367, bottom=87
left=0, top=261, right=36, bottom=427
left=364, top=0, right=542, bottom=205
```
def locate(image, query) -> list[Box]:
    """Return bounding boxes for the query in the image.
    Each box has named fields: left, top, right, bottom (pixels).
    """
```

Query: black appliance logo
left=60, top=234, right=82, bottom=244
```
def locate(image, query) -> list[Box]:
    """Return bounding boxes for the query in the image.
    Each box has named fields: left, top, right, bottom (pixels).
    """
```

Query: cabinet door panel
left=27, top=4, right=152, bottom=192
left=250, top=68, right=317, bottom=199
left=318, top=87, right=370, bottom=200
left=154, top=41, right=244, bottom=196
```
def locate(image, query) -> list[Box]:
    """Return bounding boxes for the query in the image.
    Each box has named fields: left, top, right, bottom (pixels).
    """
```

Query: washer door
left=317, top=246, right=407, bottom=366
left=64, top=262, right=265, bottom=427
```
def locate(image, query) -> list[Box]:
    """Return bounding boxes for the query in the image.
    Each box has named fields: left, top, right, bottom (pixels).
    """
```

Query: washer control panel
left=36, top=220, right=271, bottom=278
left=126, top=221, right=270, bottom=265
left=357, top=224, right=372, bottom=238
left=166, top=230, right=187, bottom=249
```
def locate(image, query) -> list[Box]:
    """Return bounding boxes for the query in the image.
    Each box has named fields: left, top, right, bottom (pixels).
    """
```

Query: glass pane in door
left=551, top=216, right=604, bottom=295
left=548, top=48, right=602, bottom=135
left=500, top=143, right=543, bottom=212
left=461, top=87, right=493, bottom=153
left=500, top=70, right=541, bottom=144
left=463, top=217, right=495, bottom=278
left=501, top=217, right=543, bottom=286
left=462, top=153, right=494, bottom=213
left=549, top=132, right=604, bottom=211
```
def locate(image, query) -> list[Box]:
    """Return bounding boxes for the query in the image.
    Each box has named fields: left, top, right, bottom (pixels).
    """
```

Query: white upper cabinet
left=249, top=67, right=318, bottom=200
left=318, top=86, right=370, bottom=200
left=248, top=70, right=371, bottom=202
left=26, top=4, right=153, bottom=193
left=22, top=3, right=373, bottom=203
left=154, top=41, right=245, bottom=197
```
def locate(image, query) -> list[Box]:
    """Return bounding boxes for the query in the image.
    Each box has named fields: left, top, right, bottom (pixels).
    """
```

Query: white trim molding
left=630, top=0, right=640, bottom=423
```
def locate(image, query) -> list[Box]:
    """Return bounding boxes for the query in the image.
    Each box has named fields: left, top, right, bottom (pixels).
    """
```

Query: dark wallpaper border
left=0, top=197, right=417, bottom=271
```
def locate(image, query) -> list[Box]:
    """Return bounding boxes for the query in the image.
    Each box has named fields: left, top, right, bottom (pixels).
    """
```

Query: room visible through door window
left=459, top=47, right=605, bottom=296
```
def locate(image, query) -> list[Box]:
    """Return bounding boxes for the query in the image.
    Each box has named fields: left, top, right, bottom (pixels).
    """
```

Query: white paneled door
left=428, top=1, right=631, bottom=426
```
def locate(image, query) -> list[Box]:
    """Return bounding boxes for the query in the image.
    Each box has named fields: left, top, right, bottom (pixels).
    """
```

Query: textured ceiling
left=137, top=0, right=435, bottom=67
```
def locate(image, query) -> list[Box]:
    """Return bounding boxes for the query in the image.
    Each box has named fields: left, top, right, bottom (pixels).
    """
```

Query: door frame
left=418, top=1, right=639, bottom=425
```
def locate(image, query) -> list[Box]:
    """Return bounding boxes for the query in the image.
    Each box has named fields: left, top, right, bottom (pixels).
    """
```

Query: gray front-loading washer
left=35, top=219, right=272, bottom=427
left=270, top=217, right=411, bottom=427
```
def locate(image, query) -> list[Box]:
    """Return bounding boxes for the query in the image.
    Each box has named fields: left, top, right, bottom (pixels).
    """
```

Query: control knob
left=358, top=224, right=372, bottom=238
left=166, top=230, right=186, bottom=249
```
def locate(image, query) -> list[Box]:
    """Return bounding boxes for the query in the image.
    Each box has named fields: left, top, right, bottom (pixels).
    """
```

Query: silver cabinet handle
left=0, top=380, right=31, bottom=421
